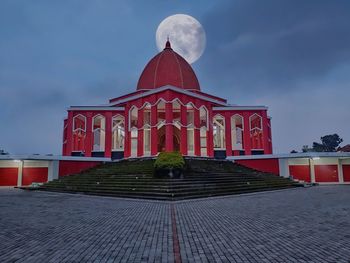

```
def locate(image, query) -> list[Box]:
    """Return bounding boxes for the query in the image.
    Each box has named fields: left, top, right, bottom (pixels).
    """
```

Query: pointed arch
left=72, top=114, right=86, bottom=152
left=129, top=106, right=138, bottom=129
left=213, top=114, right=225, bottom=149
left=231, top=114, right=244, bottom=150
left=112, top=114, right=125, bottom=151
left=249, top=113, right=263, bottom=150
left=92, top=114, right=105, bottom=151
left=199, top=106, right=208, bottom=128
left=157, top=99, right=166, bottom=126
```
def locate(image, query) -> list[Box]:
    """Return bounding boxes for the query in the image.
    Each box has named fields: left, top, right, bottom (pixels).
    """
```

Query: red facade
left=62, top=41, right=273, bottom=159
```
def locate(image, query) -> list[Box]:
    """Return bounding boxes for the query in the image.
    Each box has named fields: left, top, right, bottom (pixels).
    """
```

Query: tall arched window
left=112, top=115, right=125, bottom=151
left=143, top=103, right=151, bottom=156
left=173, top=99, right=181, bottom=124
left=231, top=114, right=244, bottom=150
left=250, top=113, right=263, bottom=149
left=186, top=103, right=195, bottom=155
left=92, top=115, right=105, bottom=151
left=129, top=106, right=138, bottom=157
left=157, top=100, right=166, bottom=126
left=213, top=115, right=225, bottom=149
left=199, top=106, right=208, bottom=156
left=72, top=114, right=86, bottom=152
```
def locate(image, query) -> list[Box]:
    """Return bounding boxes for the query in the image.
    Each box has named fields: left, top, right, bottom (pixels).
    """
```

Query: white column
left=278, top=158, right=290, bottom=178
left=48, top=160, right=59, bottom=182
left=309, top=158, right=316, bottom=183
left=17, top=160, right=23, bottom=187
left=338, top=159, right=344, bottom=184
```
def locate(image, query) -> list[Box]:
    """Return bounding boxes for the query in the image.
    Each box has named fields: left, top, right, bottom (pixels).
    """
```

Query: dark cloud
left=0, top=0, right=349, bottom=154
left=199, top=0, right=350, bottom=94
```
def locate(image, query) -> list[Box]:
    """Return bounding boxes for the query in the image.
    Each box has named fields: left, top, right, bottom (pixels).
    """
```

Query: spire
left=164, top=36, right=172, bottom=49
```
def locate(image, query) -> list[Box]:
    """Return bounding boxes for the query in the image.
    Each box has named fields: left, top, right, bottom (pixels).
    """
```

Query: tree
left=312, top=134, right=343, bottom=152
left=290, top=150, right=298, bottom=153
left=0, top=149, right=9, bottom=155
left=302, top=145, right=313, bottom=152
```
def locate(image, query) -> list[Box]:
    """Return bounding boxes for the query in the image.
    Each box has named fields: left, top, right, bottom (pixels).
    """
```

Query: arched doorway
left=157, top=125, right=181, bottom=153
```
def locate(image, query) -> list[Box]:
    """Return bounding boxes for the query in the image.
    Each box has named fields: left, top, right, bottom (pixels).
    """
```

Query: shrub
left=154, top=151, right=185, bottom=170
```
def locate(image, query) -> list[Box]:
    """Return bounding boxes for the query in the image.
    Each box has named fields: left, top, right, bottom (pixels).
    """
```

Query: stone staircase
left=39, top=158, right=300, bottom=200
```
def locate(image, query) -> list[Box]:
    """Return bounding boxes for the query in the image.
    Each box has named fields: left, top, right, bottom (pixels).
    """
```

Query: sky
left=0, top=0, right=349, bottom=155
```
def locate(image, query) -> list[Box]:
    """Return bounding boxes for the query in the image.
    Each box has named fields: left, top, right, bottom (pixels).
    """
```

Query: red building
left=62, top=40, right=273, bottom=159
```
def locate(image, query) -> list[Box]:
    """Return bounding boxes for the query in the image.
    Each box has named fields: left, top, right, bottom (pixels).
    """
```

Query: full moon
left=156, top=14, right=206, bottom=64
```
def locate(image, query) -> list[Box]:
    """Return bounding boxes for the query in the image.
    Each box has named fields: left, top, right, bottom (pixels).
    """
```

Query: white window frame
left=213, top=114, right=226, bottom=150
left=112, top=114, right=125, bottom=151
left=92, top=114, right=106, bottom=152
left=231, top=114, right=244, bottom=150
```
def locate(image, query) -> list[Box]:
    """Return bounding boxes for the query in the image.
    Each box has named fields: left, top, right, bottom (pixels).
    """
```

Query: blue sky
left=1, top=0, right=349, bottom=154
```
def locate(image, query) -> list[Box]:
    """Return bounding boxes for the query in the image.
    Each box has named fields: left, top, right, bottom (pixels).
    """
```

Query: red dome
left=137, top=41, right=200, bottom=91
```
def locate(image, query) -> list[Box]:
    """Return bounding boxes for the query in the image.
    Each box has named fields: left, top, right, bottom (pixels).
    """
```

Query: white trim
left=0, top=155, right=111, bottom=162
left=213, top=114, right=226, bottom=150
left=73, top=114, right=86, bottom=132
left=214, top=106, right=268, bottom=111
left=278, top=159, right=290, bottom=178
left=68, top=106, right=124, bottom=111
left=48, top=160, right=59, bottom=181
left=309, top=158, right=316, bottom=183
left=231, top=114, right=244, bottom=151
left=108, top=85, right=228, bottom=106
left=17, top=160, right=23, bottom=187
left=338, top=159, right=344, bottom=183
left=199, top=105, right=209, bottom=129
left=249, top=113, right=263, bottom=131
left=129, top=106, right=138, bottom=130
left=226, top=152, right=350, bottom=160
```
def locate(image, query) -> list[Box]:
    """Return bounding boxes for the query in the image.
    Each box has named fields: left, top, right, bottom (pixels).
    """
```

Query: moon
left=156, top=14, right=206, bottom=64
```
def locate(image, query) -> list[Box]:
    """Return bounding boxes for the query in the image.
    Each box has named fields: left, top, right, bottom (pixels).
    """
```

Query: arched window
left=92, top=115, right=105, bottom=151
left=143, top=103, right=151, bottom=126
left=129, top=106, right=138, bottom=129
left=72, top=114, right=86, bottom=152
left=200, top=106, right=208, bottom=128
left=157, top=100, right=166, bottom=126
left=231, top=114, right=244, bottom=150
left=112, top=115, right=125, bottom=151
left=199, top=106, right=208, bottom=156
left=213, top=115, right=225, bottom=149
left=250, top=113, right=263, bottom=149
left=143, top=103, right=151, bottom=156
left=173, top=99, right=181, bottom=123
left=186, top=103, right=195, bottom=155
left=129, top=106, right=138, bottom=157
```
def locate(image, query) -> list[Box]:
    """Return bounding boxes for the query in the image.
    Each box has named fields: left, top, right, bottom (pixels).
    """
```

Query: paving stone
left=0, top=186, right=349, bottom=262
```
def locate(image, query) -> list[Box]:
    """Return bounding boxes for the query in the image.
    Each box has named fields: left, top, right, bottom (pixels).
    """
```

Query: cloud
left=199, top=0, right=350, bottom=95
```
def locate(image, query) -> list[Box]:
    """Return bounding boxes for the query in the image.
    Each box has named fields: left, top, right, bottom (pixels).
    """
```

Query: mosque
left=62, top=40, right=273, bottom=159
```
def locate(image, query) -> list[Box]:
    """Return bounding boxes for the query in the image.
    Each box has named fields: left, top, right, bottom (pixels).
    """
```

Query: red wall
left=314, top=165, right=338, bottom=182
left=289, top=165, right=311, bottom=182
left=236, top=159, right=280, bottom=175
left=22, top=167, right=48, bottom=185
left=59, top=161, right=101, bottom=177
left=0, top=168, right=18, bottom=186
left=342, top=165, right=350, bottom=182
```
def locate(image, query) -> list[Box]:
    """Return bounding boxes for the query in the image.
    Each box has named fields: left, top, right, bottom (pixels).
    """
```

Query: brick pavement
left=0, top=186, right=349, bottom=262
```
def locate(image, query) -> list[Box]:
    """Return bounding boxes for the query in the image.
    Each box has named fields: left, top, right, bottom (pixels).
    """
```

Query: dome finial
left=165, top=35, right=171, bottom=49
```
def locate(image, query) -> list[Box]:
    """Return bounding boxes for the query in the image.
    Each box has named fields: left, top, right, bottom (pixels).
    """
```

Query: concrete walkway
left=0, top=186, right=349, bottom=262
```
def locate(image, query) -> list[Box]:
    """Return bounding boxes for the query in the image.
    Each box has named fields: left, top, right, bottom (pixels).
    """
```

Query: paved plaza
left=0, top=186, right=349, bottom=263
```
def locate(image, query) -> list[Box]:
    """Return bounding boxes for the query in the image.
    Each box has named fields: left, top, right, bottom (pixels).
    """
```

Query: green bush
left=154, top=151, right=185, bottom=170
